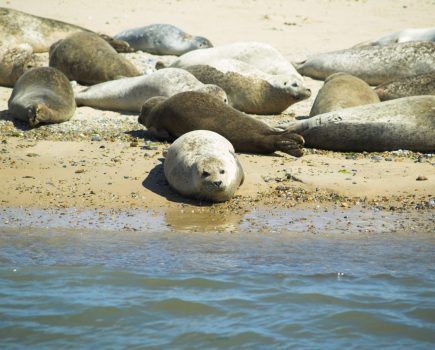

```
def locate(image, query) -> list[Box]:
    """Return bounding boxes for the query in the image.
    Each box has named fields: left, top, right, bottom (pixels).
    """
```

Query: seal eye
left=284, top=82, right=287, bottom=86
left=291, top=82, right=299, bottom=88
left=202, top=171, right=210, bottom=177
left=220, top=170, right=225, bottom=174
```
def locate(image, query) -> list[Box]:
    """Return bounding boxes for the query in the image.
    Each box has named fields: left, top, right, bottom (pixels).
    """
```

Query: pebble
left=371, top=155, right=383, bottom=162
left=91, top=134, right=102, bottom=142
left=416, top=175, right=428, bottom=181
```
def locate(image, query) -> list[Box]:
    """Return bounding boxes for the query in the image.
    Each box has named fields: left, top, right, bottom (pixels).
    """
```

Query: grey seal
left=164, top=130, right=244, bottom=202
left=114, top=24, right=213, bottom=55
left=49, top=31, right=140, bottom=85
left=359, top=27, right=435, bottom=47
left=375, top=73, right=435, bottom=101
left=296, top=96, right=435, bottom=152
left=8, top=67, right=76, bottom=127
left=309, top=72, right=380, bottom=117
left=184, top=63, right=311, bottom=114
left=75, top=68, right=227, bottom=112
left=139, top=91, right=306, bottom=157
left=294, top=41, right=435, bottom=85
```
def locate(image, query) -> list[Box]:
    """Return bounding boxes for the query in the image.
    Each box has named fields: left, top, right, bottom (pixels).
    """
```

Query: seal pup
left=139, top=91, right=306, bottom=157
left=185, top=64, right=311, bottom=114
left=75, top=68, right=227, bottom=112
left=170, top=41, right=302, bottom=79
left=295, top=96, right=435, bottom=152
left=309, top=72, right=380, bottom=117
left=8, top=67, right=76, bottom=128
left=362, top=27, right=435, bottom=46
left=375, top=73, right=435, bottom=101
left=294, top=41, right=435, bottom=85
left=0, top=44, right=45, bottom=87
left=164, top=130, right=244, bottom=202
left=114, top=24, right=213, bottom=55
left=49, top=31, right=140, bottom=85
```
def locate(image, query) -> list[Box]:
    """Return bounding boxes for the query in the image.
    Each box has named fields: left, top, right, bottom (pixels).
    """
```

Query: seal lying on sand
left=139, top=91, right=306, bottom=157
left=75, top=68, right=227, bottom=112
left=185, top=63, right=311, bottom=114
left=0, top=44, right=45, bottom=87
left=170, top=41, right=302, bottom=78
left=359, top=27, right=435, bottom=46
left=309, top=73, right=380, bottom=117
left=296, top=96, right=435, bottom=152
left=8, top=67, right=76, bottom=128
left=49, top=31, right=140, bottom=85
left=114, top=24, right=213, bottom=55
left=294, top=41, right=435, bottom=85
left=164, top=130, right=244, bottom=202
left=375, top=73, right=435, bottom=101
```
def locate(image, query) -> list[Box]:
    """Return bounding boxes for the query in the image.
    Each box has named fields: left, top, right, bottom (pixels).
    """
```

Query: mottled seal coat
left=139, top=91, right=306, bottom=157
left=369, top=27, right=435, bottom=46
left=164, top=130, right=244, bottom=202
left=49, top=32, right=140, bottom=85
left=170, top=42, right=302, bottom=79
left=0, top=7, right=87, bottom=53
left=297, top=96, right=435, bottom=152
left=114, top=24, right=213, bottom=55
left=75, top=68, right=227, bottom=112
left=0, top=44, right=45, bottom=87
left=8, top=67, right=76, bottom=128
left=309, top=73, right=380, bottom=117
left=185, top=64, right=311, bottom=114
left=294, top=41, right=435, bottom=85
left=375, top=73, right=435, bottom=101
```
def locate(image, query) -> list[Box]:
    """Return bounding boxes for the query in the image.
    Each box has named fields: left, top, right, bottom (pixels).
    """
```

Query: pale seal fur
left=294, top=41, right=435, bottom=85
left=309, top=72, right=380, bottom=117
left=375, top=73, right=435, bottom=101
left=114, top=24, right=213, bottom=55
left=296, top=96, right=435, bottom=152
left=75, top=68, right=227, bottom=112
left=185, top=63, right=310, bottom=114
left=139, top=91, right=306, bottom=157
left=0, top=44, right=45, bottom=87
left=164, top=130, right=244, bottom=202
left=170, top=41, right=302, bottom=79
left=49, top=31, right=140, bottom=85
left=8, top=67, right=76, bottom=128
left=365, top=27, right=435, bottom=46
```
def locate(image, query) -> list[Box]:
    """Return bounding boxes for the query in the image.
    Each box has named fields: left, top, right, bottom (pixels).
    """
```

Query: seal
left=138, top=91, right=306, bottom=157
left=75, top=68, right=227, bottom=112
left=8, top=67, right=76, bottom=128
left=366, top=27, right=435, bottom=46
left=309, top=72, right=380, bottom=117
left=170, top=41, right=302, bottom=78
left=0, top=44, right=45, bottom=87
left=185, top=63, right=311, bottom=114
left=295, top=96, right=435, bottom=152
left=164, top=130, right=244, bottom=202
left=49, top=31, right=140, bottom=85
left=294, top=41, right=435, bottom=85
left=114, top=24, right=213, bottom=55
left=375, top=72, right=435, bottom=101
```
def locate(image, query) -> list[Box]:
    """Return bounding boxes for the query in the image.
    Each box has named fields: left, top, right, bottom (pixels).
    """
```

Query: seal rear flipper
left=275, top=131, right=305, bottom=157
left=27, top=104, right=58, bottom=128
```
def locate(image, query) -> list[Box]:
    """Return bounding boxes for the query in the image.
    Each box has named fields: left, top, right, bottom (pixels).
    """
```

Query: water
left=0, top=208, right=434, bottom=349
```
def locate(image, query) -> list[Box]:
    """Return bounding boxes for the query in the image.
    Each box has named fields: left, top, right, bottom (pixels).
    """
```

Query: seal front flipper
left=274, top=130, right=305, bottom=157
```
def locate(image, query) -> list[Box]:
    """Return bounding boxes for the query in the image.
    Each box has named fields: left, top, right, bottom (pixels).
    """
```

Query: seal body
left=0, top=7, right=87, bottom=53
left=309, top=73, right=380, bottom=117
left=114, top=24, right=213, bottom=55
left=298, top=96, right=435, bottom=152
left=8, top=67, right=76, bottom=127
left=375, top=73, right=435, bottom=101
left=170, top=42, right=302, bottom=79
left=49, top=31, right=140, bottom=85
left=294, top=41, right=435, bottom=85
left=185, top=62, right=311, bottom=114
left=75, top=68, right=227, bottom=112
left=372, top=27, right=435, bottom=46
left=0, top=44, right=45, bottom=87
left=164, top=130, right=244, bottom=202
left=139, top=91, right=306, bottom=157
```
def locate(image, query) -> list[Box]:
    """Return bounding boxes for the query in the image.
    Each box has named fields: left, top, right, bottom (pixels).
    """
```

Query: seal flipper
left=274, top=130, right=305, bottom=157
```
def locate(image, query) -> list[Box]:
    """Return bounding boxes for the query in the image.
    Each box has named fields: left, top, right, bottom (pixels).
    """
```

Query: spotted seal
left=139, top=91, right=306, bottom=157
left=164, top=130, right=244, bottom=202
left=49, top=31, right=140, bottom=85
left=8, top=67, right=76, bottom=127
left=375, top=73, right=435, bottom=101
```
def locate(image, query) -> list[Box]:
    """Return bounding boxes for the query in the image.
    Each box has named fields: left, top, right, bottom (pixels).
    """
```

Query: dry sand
left=0, top=0, right=434, bottom=223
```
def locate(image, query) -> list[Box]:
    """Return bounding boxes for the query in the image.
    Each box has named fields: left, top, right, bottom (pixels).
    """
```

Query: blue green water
left=0, top=208, right=434, bottom=349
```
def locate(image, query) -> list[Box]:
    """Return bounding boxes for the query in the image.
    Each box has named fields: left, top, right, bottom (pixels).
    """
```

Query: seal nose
left=213, top=180, right=222, bottom=188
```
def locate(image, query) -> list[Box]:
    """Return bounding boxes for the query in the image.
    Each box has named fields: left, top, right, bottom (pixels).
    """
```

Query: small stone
left=130, top=140, right=139, bottom=147
left=75, top=169, right=85, bottom=174
left=416, top=175, right=428, bottom=181
left=385, top=157, right=393, bottom=161
left=26, top=153, right=39, bottom=157
left=276, top=185, right=290, bottom=191
left=91, top=134, right=101, bottom=142
left=340, top=202, right=349, bottom=208
left=371, top=155, right=383, bottom=162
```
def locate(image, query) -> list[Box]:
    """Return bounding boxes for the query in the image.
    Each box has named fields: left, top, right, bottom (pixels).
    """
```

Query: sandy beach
left=0, top=0, right=434, bottom=216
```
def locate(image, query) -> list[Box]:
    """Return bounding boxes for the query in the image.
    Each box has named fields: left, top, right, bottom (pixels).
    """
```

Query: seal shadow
left=0, top=109, right=32, bottom=130
left=142, top=160, right=214, bottom=206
